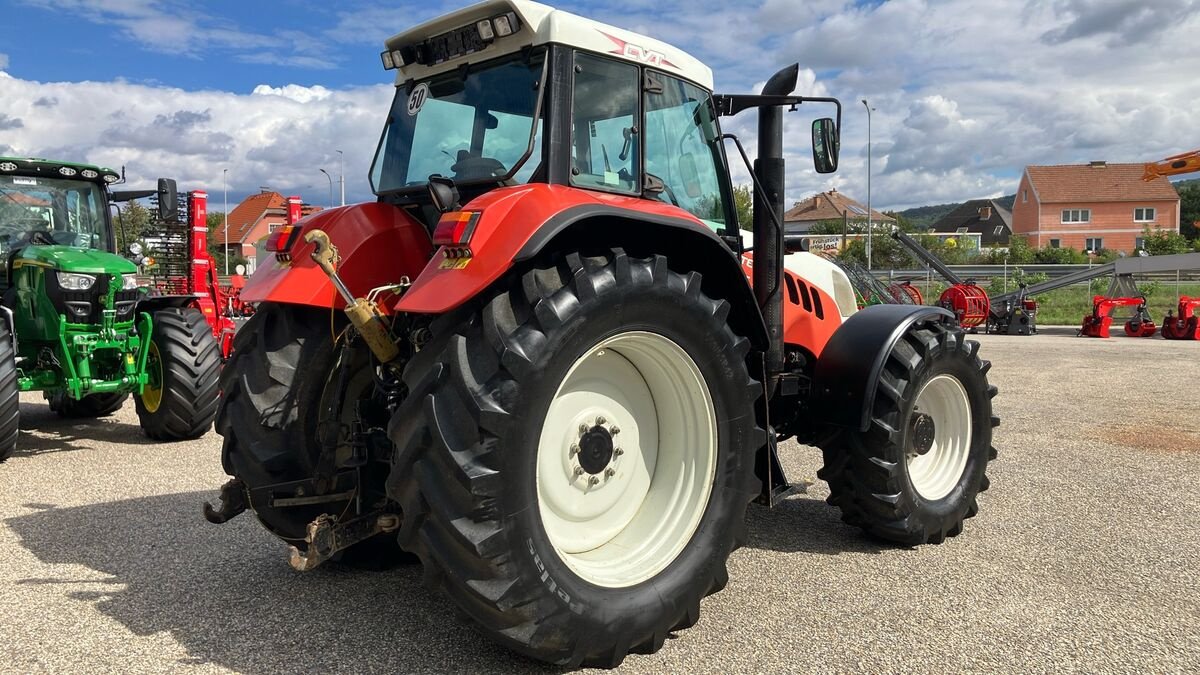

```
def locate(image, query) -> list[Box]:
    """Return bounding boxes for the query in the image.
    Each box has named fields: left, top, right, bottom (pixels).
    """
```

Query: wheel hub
left=577, top=424, right=615, bottom=474
left=909, top=412, right=936, bottom=456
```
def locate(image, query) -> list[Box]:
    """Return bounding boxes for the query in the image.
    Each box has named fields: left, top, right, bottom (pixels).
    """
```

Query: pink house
left=216, top=191, right=321, bottom=272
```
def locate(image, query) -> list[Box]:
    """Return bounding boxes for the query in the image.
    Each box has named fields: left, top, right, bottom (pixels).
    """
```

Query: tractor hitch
left=288, top=512, right=401, bottom=572
left=203, top=478, right=250, bottom=524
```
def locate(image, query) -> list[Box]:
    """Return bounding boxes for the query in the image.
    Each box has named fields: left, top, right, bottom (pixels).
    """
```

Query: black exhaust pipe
left=753, top=64, right=798, bottom=381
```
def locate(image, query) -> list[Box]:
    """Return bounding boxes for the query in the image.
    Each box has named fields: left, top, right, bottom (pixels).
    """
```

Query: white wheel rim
left=536, top=330, right=717, bottom=588
left=906, top=374, right=972, bottom=501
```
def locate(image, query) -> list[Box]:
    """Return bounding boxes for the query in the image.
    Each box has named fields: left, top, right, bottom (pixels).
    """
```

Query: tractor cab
left=370, top=0, right=739, bottom=236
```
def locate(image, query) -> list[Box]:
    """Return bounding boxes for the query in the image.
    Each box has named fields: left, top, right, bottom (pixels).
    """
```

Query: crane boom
left=1143, top=149, right=1200, bottom=181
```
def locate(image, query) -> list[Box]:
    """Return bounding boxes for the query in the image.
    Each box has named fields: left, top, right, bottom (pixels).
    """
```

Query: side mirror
left=157, top=178, right=179, bottom=222
left=678, top=153, right=703, bottom=199
left=812, top=118, right=839, bottom=174
left=427, top=175, right=461, bottom=213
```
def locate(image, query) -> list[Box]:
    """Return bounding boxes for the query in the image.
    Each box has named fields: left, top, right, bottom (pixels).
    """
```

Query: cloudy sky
left=1, top=0, right=1197, bottom=211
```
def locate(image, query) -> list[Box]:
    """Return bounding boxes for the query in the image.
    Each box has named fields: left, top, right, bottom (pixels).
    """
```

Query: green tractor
left=0, top=156, right=223, bottom=462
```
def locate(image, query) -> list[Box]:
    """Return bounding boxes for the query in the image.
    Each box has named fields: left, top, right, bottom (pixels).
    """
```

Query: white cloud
left=0, top=73, right=393, bottom=204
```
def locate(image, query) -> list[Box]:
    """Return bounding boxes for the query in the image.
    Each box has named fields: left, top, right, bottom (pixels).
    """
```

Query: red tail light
left=433, top=211, right=481, bottom=247
left=266, top=224, right=304, bottom=262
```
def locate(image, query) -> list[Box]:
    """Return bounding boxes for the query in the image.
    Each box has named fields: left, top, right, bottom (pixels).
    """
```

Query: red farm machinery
left=1162, top=296, right=1200, bottom=340
left=115, top=183, right=237, bottom=357
left=203, top=1, right=998, bottom=667
left=891, top=229, right=991, bottom=329
left=1079, top=295, right=1157, bottom=338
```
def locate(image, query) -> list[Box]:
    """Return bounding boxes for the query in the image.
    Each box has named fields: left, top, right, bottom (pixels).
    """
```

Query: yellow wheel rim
left=142, top=341, right=163, bottom=413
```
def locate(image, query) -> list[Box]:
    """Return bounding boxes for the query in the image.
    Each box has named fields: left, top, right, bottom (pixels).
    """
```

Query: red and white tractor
left=206, top=1, right=998, bottom=666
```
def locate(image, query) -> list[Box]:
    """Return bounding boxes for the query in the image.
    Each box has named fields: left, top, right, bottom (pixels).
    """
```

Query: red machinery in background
left=1080, top=295, right=1157, bottom=338
left=1162, top=296, right=1200, bottom=340
left=887, top=280, right=924, bottom=305
left=892, top=230, right=991, bottom=328
left=147, top=190, right=237, bottom=357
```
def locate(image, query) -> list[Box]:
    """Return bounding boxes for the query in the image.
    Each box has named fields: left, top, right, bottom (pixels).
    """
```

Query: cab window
left=571, top=53, right=639, bottom=195
left=643, top=73, right=730, bottom=230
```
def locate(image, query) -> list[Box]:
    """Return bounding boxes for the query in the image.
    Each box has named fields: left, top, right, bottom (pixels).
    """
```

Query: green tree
left=113, top=200, right=152, bottom=253
left=1178, top=183, right=1199, bottom=240
left=1142, top=225, right=1191, bottom=255
left=731, top=184, right=752, bottom=231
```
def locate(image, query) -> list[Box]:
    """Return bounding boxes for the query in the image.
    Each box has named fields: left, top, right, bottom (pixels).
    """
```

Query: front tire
left=817, top=319, right=998, bottom=545
left=0, top=322, right=18, bottom=462
left=135, top=307, right=222, bottom=440
left=388, top=250, right=761, bottom=667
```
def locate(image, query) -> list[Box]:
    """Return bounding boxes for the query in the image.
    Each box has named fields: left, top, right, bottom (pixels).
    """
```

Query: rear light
left=433, top=211, right=481, bottom=249
left=266, top=224, right=304, bottom=261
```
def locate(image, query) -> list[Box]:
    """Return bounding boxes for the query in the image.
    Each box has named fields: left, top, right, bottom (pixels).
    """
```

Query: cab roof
left=383, top=0, right=713, bottom=91
left=0, top=156, right=120, bottom=184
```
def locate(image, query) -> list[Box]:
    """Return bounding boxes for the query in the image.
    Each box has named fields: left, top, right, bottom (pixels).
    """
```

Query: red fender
left=241, top=203, right=432, bottom=311
left=394, top=184, right=716, bottom=314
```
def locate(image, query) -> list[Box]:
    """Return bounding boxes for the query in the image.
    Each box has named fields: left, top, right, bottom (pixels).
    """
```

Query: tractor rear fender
left=240, top=203, right=433, bottom=311
left=394, top=184, right=767, bottom=350
left=808, top=304, right=955, bottom=432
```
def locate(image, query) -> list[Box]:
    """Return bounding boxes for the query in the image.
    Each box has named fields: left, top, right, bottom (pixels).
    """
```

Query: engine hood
left=13, top=245, right=137, bottom=275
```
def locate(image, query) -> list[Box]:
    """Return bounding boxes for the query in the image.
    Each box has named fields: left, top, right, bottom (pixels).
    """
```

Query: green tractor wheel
left=50, top=392, right=129, bottom=418
left=134, top=307, right=222, bottom=440
left=0, top=321, right=18, bottom=462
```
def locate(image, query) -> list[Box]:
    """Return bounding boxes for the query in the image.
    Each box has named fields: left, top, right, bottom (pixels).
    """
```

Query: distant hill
left=895, top=194, right=1015, bottom=230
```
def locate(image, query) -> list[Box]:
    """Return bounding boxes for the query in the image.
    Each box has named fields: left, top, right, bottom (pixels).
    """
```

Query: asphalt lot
left=1, top=326, right=1198, bottom=673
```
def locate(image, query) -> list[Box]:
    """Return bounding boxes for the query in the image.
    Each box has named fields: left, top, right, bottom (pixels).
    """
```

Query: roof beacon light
left=477, top=18, right=495, bottom=41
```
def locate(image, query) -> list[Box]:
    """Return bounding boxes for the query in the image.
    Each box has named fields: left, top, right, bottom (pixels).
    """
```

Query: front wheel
left=388, top=250, right=761, bottom=667
left=135, top=307, right=222, bottom=440
left=817, top=319, right=998, bottom=545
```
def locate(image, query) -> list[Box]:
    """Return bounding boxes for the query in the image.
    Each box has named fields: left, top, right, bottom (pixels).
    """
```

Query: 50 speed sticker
left=407, top=83, right=430, bottom=116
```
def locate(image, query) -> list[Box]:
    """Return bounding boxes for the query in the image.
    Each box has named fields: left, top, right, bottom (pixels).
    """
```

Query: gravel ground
left=1, top=326, right=1198, bottom=673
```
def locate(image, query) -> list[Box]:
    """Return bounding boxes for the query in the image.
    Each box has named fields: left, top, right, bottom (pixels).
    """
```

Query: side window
left=571, top=53, right=639, bottom=194
left=644, top=73, right=728, bottom=229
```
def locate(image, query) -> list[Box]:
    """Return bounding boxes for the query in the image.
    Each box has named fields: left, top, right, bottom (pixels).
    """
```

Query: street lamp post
left=337, top=149, right=345, bottom=206
left=319, top=169, right=333, bottom=209
left=223, top=168, right=229, bottom=275
left=861, top=99, right=874, bottom=271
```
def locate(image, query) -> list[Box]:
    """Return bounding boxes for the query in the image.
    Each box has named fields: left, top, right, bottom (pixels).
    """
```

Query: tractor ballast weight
left=209, top=3, right=997, bottom=667
left=1162, top=296, right=1200, bottom=340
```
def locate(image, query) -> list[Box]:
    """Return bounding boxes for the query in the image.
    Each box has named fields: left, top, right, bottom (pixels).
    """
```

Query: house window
left=993, top=226, right=1004, bottom=236
left=1022, top=190, right=1027, bottom=203
left=1135, top=237, right=1145, bottom=250
left=955, top=226, right=968, bottom=234
left=1049, top=239, right=1061, bottom=248
left=1085, top=237, right=1103, bottom=251
left=268, top=223, right=280, bottom=232
left=1134, top=207, right=1155, bottom=222
left=1061, top=209, right=1090, bottom=223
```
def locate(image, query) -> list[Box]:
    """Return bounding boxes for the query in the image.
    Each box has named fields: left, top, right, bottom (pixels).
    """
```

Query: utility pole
left=862, top=99, right=874, bottom=270
left=223, top=168, right=229, bottom=275
left=337, top=149, right=345, bottom=206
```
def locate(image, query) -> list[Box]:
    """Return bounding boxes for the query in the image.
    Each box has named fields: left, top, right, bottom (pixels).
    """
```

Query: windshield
left=370, top=51, right=546, bottom=194
left=0, top=175, right=111, bottom=251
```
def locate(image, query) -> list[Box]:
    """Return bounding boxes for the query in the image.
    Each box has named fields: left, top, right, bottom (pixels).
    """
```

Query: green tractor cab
left=0, top=157, right=222, bottom=462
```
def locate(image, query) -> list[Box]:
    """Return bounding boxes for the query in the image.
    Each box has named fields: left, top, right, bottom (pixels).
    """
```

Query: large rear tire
left=50, top=392, right=128, bottom=418
left=216, top=302, right=411, bottom=565
left=817, top=319, right=997, bottom=545
left=0, top=322, right=18, bottom=462
left=134, top=307, right=222, bottom=440
left=388, top=250, right=761, bottom=667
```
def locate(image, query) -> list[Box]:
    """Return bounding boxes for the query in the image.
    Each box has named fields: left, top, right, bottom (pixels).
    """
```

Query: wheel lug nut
left=596, top=416, right=606, bottom=425
left=569, top=444, right=579, bottom=457
left=605, top=468, right=615, bottom=478
left=613, top=448, right=623, bottom=457
left=588, top=476, right=599, bottom=487
left=579, top=424, right=589, bottom=434
left=573, top=466, right=584, bottom=478
left=610, top=425, right=619, bottom=434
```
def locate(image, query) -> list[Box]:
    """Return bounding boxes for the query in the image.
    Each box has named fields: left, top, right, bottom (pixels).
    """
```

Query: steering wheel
left=25, top=230, right=58, bottom=246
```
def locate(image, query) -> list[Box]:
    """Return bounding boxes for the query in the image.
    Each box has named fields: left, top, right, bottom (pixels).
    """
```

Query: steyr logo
left=600, top=31, right=678, bottom=69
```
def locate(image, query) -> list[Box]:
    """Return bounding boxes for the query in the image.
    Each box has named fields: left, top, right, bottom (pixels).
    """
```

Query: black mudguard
left=135, top=294, right=197, bottom=313
left=809, top=304, right=955, bottom=431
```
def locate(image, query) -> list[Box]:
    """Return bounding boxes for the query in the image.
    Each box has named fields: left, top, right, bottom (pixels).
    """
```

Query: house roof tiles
left=1025, top=162, right=1179, bottom=203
